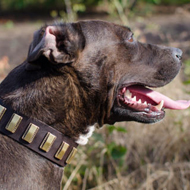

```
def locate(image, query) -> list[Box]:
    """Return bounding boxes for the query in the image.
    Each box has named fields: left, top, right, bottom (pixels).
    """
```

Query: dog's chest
left=76, top=125, right=95, bottom=145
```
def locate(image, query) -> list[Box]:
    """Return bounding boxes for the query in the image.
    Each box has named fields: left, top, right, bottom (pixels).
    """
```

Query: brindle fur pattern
left=0, top=20, right=182, bottom=189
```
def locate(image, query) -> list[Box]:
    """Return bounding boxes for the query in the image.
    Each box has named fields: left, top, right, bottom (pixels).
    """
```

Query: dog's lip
left=118, top=86, right=165, bottom=115
left=125, top=85, right=190, bottom=110
left=119, top=82, right=158, bottom=89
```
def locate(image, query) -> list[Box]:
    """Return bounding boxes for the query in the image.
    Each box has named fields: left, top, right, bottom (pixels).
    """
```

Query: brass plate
left=40, top=132, right=56, bottom=152
left=55, top=141, right=69, bottom=160
left=22, top=123, right=39, bottom=143
left=66, top=147, right=77, bottom=164
left=5, top=113, right=22, bottom=133
left=0, top=105, right=6, bottom=120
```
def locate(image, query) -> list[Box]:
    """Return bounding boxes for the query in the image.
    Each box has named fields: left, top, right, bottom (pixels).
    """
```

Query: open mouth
left=117, top=84, right=190, bottom=123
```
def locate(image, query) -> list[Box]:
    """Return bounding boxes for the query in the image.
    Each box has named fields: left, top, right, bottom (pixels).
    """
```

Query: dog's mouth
left=112, top=84, right=190, bottom=123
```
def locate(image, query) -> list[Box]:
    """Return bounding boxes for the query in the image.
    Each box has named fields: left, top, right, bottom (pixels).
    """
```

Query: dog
left=0, top=20, right=189, bottom=190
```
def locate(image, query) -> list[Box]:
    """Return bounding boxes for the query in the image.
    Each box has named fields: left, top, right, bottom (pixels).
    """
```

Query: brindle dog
left=0, top=20, right=189, bottom=190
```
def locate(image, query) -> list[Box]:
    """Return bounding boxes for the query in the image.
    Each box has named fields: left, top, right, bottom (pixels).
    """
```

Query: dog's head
left=22, top=20, right=190, bottom=138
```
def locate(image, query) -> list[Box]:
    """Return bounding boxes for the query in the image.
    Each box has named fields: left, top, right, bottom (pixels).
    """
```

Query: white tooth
left=143, top=101, right=147, bottom=105
left=138, top=99, right=142, bottom=104
left=155, top=100, right=164, bottom=111
left=125, top=89, right=132, bottom=99
left=132, top=96, right=136, bottom=101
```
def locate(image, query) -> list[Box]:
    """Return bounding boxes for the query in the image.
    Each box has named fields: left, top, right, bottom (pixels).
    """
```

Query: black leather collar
left=0, top=99, right=78, bottom=167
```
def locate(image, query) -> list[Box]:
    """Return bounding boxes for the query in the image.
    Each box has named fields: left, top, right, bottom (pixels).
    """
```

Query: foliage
left=62, top=125, right=128, bottom=189
left=0, top=0, right=189, bottom=12
left=183, top=59, right=190, bottom=85
left=0, top=0, right=101, bottom=11
left=159, top=0, right=190, bottom=5
left=142, top=0, right=190, bottom=5
left=1, top=0, right=189, bottom=25
left=184, top=59, right=190, bottom=83
left=0, top=0, right=59, bottom=10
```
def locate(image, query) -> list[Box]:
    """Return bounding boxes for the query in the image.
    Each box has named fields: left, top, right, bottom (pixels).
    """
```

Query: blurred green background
left=1, top=0, right=190, bottom=190
left=0, top=0, right=190, bottom=11
left=0, top=0, right=190, bottom=21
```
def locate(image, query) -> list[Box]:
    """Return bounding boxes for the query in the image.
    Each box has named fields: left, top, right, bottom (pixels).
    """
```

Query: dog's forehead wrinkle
left=84, top=40, right=125, bottom=55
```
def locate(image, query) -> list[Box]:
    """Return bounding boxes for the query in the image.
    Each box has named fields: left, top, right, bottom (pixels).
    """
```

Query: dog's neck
left=0, top=100, right=78, bottom=167
left=0, top=61, right=108, bottom=141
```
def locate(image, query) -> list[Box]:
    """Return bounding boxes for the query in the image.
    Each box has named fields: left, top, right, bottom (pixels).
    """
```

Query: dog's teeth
left=143, top=101, right=147, bottom=105
left=138, top=99, right=142, bottom=104
left=155, top=100, right=164, bottom=111
left=125, top=89, right=132, bottom=99
left=132, top=96, right=136, bottom=101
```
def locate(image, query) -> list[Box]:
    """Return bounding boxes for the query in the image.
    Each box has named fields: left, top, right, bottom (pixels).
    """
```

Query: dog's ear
left=26, top=23, right=85, bottom=70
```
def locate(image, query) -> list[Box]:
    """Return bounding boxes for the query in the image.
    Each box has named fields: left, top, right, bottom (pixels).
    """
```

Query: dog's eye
left=127, top=35, right=134, bottom=42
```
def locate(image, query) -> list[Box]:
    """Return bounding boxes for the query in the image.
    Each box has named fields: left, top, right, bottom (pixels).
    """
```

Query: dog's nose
left=173, top=48, right=183, bottom=61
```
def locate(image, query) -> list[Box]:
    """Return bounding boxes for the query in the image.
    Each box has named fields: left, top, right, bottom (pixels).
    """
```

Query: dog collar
left=0, top=99, right=78, bottom=167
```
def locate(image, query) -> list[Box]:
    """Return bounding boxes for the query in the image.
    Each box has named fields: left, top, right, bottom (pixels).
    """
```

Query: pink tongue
left=128, top=86, right=190, bottom=110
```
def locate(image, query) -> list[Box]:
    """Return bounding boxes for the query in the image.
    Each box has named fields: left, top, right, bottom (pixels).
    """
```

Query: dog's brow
left=87, top=40, right=127, bottom=48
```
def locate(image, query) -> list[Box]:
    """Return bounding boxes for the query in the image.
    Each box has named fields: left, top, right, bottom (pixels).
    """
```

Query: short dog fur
left=0, top=20, right=183, bottom=189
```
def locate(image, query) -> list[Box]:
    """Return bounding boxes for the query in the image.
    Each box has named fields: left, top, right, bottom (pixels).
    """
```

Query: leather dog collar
left=0, top=99, right=78, bottom=167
